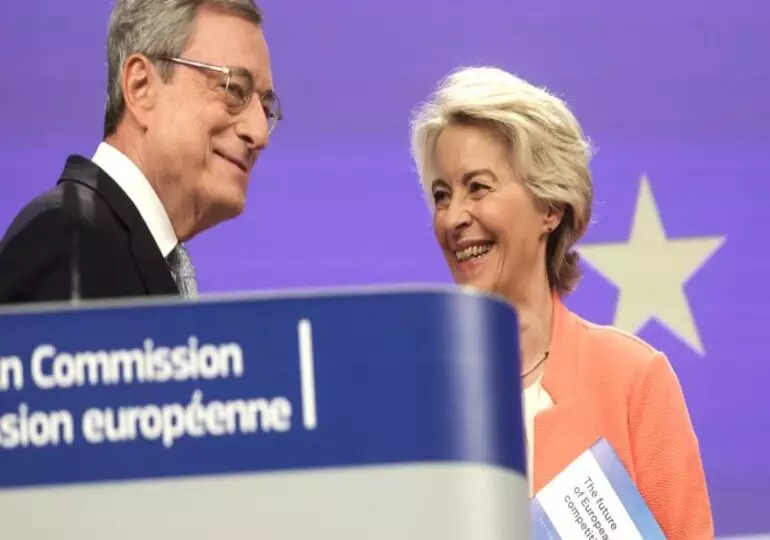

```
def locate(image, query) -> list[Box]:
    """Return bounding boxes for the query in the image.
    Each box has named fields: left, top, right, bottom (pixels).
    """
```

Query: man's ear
left=544, top=203, right=565, bottom=234
left=121, top=54, right=158, bottom=130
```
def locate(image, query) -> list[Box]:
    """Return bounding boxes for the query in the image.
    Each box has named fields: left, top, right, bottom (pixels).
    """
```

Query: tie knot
left=167, top=243, right=199, bottom=299
left=168, top=243, right=193, bottom=274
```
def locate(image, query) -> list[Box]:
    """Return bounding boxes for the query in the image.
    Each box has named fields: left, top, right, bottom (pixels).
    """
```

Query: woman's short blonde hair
left=409, top=66, right=594, bottom=296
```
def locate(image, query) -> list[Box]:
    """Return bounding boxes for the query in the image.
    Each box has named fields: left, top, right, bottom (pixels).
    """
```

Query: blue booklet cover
left=531, top=438, right=665, bottom=539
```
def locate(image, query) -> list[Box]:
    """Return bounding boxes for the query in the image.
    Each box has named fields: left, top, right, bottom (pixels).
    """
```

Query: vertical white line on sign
left=298, top=318, right=318, bottom=430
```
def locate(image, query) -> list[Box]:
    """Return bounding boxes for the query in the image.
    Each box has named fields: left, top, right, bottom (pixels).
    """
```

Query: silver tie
left=167, top=243, right=199, bottom=299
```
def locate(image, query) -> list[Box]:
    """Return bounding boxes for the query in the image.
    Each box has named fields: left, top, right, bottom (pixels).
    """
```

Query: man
left=0, top=0, right=280, bottom=304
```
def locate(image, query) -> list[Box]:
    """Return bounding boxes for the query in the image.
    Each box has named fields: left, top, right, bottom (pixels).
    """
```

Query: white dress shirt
left=91, top=142, right=178, bottom=258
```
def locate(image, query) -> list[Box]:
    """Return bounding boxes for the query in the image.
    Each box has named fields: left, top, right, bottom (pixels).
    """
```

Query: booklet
left=531, top=438, right=665, bottom=539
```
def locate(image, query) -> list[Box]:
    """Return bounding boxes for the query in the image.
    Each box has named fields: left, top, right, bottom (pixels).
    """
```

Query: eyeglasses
left=155, top=56, right=282, bottom=134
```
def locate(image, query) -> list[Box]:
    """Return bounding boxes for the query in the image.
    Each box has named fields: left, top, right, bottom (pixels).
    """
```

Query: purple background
left=1, top=0, right=768, bottom=536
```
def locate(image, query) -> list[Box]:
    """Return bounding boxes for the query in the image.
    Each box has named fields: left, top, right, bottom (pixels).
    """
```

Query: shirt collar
left=91, top=142, right=178, bottom=258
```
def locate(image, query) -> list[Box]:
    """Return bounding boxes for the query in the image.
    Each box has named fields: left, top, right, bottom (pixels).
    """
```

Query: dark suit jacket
left=0, top=155, right=181, bottom=305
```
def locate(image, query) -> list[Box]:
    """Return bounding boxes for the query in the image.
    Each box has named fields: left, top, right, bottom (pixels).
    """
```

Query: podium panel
left=0, top=286, right=528, bottom=539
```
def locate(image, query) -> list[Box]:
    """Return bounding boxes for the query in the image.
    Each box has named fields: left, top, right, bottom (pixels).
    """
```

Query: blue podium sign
left=0, top=286, right=529, bottom=539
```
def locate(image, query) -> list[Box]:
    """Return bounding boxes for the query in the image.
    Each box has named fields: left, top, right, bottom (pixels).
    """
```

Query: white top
left=523, top=375, right=554, bottom=496
left=91, top=142, right=178, bottom=258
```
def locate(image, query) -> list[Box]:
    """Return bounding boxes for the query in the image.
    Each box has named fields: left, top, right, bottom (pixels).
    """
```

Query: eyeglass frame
left=154, top=56, right=282, bottom=133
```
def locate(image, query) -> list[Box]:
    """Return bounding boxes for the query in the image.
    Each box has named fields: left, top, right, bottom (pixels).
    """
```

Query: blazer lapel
left=57, top=155, right=179, bottom=297
left=533, top=293, right=585, bottom=493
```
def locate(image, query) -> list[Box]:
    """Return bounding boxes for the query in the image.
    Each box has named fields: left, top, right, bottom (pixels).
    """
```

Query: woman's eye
left=432, top=190, right=449, bottom=205
left=469, top=181, right=490, bottom=193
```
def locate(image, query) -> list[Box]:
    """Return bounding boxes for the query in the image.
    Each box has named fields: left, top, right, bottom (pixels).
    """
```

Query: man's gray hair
left=104, top=0, right=263, bottom=136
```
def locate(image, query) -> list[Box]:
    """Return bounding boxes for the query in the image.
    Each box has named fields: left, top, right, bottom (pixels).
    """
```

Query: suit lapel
left=57, top=155, right=179, bottom=297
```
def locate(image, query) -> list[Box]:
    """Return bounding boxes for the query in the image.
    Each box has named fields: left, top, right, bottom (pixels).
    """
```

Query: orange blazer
left=534, top=295, right=714, bottom=539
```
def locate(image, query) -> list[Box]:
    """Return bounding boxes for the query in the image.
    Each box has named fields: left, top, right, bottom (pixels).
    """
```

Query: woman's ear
left=544, top=203, right=565, bottom=234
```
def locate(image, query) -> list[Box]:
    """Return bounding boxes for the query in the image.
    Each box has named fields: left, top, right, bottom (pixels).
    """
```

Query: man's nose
left=234, top=100, right=269, bottom=151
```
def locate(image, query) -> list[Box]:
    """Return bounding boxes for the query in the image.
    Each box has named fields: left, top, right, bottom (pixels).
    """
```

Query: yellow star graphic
left=576, top=175, right=725, bottom=355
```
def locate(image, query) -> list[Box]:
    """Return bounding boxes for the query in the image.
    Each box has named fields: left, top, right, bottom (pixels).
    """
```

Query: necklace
left=521, top=350, right=549, bottom=378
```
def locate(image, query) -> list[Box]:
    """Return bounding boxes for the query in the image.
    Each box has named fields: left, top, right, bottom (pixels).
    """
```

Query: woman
left=409, top=66, right=713, bottom=538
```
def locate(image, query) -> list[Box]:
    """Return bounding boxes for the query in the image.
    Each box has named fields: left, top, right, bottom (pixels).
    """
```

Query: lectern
left=0, top=285, right=529, bottom=539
